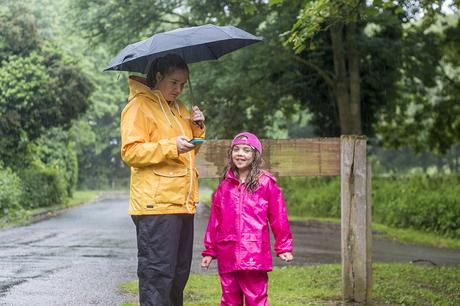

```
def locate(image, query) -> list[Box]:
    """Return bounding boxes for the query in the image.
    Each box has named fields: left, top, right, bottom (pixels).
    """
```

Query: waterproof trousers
left=218, top=270, right=269, bottom=306
left=132, top=214, right=194, bottom=306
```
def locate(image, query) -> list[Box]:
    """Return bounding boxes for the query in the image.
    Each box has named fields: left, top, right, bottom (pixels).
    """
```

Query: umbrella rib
left=214, top=26, right=236, bottom=39
left=205, top=43, right=219, bottom=59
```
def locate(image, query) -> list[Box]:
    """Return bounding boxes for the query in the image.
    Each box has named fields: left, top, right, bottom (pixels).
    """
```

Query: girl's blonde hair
left=220, top=140, right=264, bottom=192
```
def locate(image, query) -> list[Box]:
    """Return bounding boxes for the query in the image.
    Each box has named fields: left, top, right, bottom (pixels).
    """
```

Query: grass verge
left=0, top=190, right=103, bottom=229
left=119, top=263, right=460, bottom=306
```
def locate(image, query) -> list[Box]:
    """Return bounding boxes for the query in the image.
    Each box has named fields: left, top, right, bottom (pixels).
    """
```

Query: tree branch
left=290, top=54, right=335, bottom=88
left=441, top=66, right=460, bottom=91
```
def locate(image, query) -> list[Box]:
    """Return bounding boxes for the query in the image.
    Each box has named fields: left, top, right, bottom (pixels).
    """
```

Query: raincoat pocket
left=216, top=233, right=237, bottom=242
left=153, top=168, right=187, bottom=205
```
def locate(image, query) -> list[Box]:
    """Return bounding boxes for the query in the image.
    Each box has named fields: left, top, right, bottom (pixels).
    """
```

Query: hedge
left=0, top=166, right=23, bottom=217
left=19, top=164, right=68, bottom=209
left=278, top=175, right=460, bottom=239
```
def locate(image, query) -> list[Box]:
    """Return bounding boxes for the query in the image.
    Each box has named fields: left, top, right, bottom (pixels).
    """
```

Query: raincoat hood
left=128, top=76, right=151, bottom=100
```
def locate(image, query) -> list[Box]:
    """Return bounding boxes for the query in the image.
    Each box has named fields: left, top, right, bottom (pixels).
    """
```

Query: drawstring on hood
left=128, top=76, right=175, bottom=128
left=155, top=92, right=173, bottom=128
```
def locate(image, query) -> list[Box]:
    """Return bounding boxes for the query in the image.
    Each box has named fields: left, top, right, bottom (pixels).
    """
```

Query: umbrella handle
left=187, top=73, right=196, bottom=108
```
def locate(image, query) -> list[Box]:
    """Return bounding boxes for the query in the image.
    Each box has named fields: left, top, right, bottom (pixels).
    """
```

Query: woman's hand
left=191, top=105, right=205, bottom=128
left=201, top=256, right=213, bottom=269
left=176, top=136, right=195, bottom=154
left=279, top=252, right=293, bottom=262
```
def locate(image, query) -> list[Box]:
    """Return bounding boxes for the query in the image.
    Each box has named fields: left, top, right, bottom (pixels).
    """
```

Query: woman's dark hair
left=146, top=54, right=189, bottom=88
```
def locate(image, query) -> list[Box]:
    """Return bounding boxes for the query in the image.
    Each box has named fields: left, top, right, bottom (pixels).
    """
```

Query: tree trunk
left=330, top=22, right=354, bottom=135
left=330, top=21, right=363, bottom=135
left=346, top=22, right=362, bottom=134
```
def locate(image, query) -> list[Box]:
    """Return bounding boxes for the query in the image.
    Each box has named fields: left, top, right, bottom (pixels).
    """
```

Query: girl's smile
left=232, top=144, right=255, bottom=171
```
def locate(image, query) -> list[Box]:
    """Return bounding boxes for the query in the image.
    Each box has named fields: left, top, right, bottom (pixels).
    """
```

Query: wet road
left=1, top=192, right=460, bottom=305
left=0, top=194, right=138, bottom=306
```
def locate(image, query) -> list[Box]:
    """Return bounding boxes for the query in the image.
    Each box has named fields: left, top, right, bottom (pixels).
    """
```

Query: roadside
left=120, top=263, right=460, bottom=306
left=0, top=190, right=123, bottom=230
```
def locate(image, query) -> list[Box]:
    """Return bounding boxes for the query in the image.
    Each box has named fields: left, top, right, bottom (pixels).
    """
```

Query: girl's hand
left=176, top=136, right=195, bottom=153
left=201, top=256, right=213, bottom=269
left=279, top=252, right=293, bottom=262
left=191, top=105, right=205, bottom=128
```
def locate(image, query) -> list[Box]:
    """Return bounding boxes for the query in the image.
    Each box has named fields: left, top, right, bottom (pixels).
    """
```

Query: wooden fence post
left=341, top=135, right=372, bottom=303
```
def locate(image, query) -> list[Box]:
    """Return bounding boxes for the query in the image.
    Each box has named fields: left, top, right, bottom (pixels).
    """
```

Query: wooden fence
left=195, top=135, right=372, bottom=303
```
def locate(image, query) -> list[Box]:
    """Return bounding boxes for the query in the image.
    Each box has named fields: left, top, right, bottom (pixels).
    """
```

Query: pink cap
left=231, top=132, right=262, bottom=154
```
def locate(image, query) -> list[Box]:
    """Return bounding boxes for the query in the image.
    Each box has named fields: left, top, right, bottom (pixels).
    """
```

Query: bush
left=0, top=166, right=23, bottom=217
left=278, top=176, right=340, bottom=218
left=33, top=129, right=79, bottom=197
left=19, top=164, right=68, bottom=209
left=373, top=175, right=460, bottom=239
left=278, top=175, right=460, bottom=239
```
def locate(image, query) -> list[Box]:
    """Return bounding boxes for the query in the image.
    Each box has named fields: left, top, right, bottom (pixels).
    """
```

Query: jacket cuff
left=160, top=137, right=179, bottom=158
left=191, top=122, right=206, bottom=138
left=275, top=241, right=293, bottom=256
left=202, top=249, right=216, bottom=258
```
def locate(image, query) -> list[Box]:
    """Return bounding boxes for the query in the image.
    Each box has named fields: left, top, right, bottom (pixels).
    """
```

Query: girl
left=201, top=132, right=293, bottom=306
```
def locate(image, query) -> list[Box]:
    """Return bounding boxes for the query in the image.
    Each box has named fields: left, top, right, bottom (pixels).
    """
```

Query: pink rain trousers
left=219, top=270, right=269, bottom=306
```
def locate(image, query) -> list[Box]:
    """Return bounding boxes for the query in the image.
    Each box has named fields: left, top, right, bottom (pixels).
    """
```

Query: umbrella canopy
left=105, top=24, right=263, bottom=74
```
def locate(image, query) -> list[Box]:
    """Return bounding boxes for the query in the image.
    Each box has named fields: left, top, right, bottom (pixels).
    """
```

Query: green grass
left=27, top=190, right=102, bottom=216
left=68, top=190, right=102, bottom=207
left=119, top=264, right=460, bottom=306
left=0, top=190, right=103, bottom=229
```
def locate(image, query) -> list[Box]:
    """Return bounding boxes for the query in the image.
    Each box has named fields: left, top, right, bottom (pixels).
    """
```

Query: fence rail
left=196, top=138, right=341, bottom=178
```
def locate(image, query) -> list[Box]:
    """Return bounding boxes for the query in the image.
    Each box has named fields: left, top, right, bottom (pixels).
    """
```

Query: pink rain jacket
left=202, top=170, right=293, bottom=274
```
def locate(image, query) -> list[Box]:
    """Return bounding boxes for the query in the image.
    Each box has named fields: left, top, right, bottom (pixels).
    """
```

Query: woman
left=120, top=53, right=205, bottom=306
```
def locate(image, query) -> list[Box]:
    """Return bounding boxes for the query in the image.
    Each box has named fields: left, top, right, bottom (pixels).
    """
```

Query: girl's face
left=155, top=68, right=188, bottom=102
left=231, top=144, right=255, bottom=171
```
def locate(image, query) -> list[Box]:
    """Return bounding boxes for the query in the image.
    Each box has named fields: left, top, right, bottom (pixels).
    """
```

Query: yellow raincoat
left=121, top=76, right=205, bottom=215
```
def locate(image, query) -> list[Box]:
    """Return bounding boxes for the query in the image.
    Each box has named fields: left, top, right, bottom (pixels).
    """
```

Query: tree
left=376, top=12, right=460, bottom=154
left=284, top=0, right=459, bottom=152
left=69, top=0, right=460, bottom=158
left=0, top=3, right=93, bottom=167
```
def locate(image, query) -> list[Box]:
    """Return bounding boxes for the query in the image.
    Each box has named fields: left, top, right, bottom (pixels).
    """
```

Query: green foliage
left=378, top=14, right=460, bottom=154
left=373, top=175, right=460, bottom=238
left=278, top=175, right=460, bottom=238
left=33, top=128, right=79, bottom=197
left=69, top=0, right=190, bottom=54
left=19, top=164, right=68, bottom=209
left=69, top=0, right=460, bottom=151
left=0, top=165, right=23, bottom=217
left=0, top=1, right=94, bottom=168
left=0, top=2, right=39, bottom=61
left=278, top=176, right=340, bottom=218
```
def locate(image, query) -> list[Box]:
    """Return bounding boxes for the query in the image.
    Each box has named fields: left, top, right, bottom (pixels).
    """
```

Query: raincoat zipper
left=165, top=100, right=194, bottom=213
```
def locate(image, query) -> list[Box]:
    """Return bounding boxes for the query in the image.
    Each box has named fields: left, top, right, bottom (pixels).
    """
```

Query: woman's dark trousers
left=132, top=214, right=194, bottom=306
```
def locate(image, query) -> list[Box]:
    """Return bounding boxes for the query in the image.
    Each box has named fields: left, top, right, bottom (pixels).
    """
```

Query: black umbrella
left=105, top=24, right=263, bottom=74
